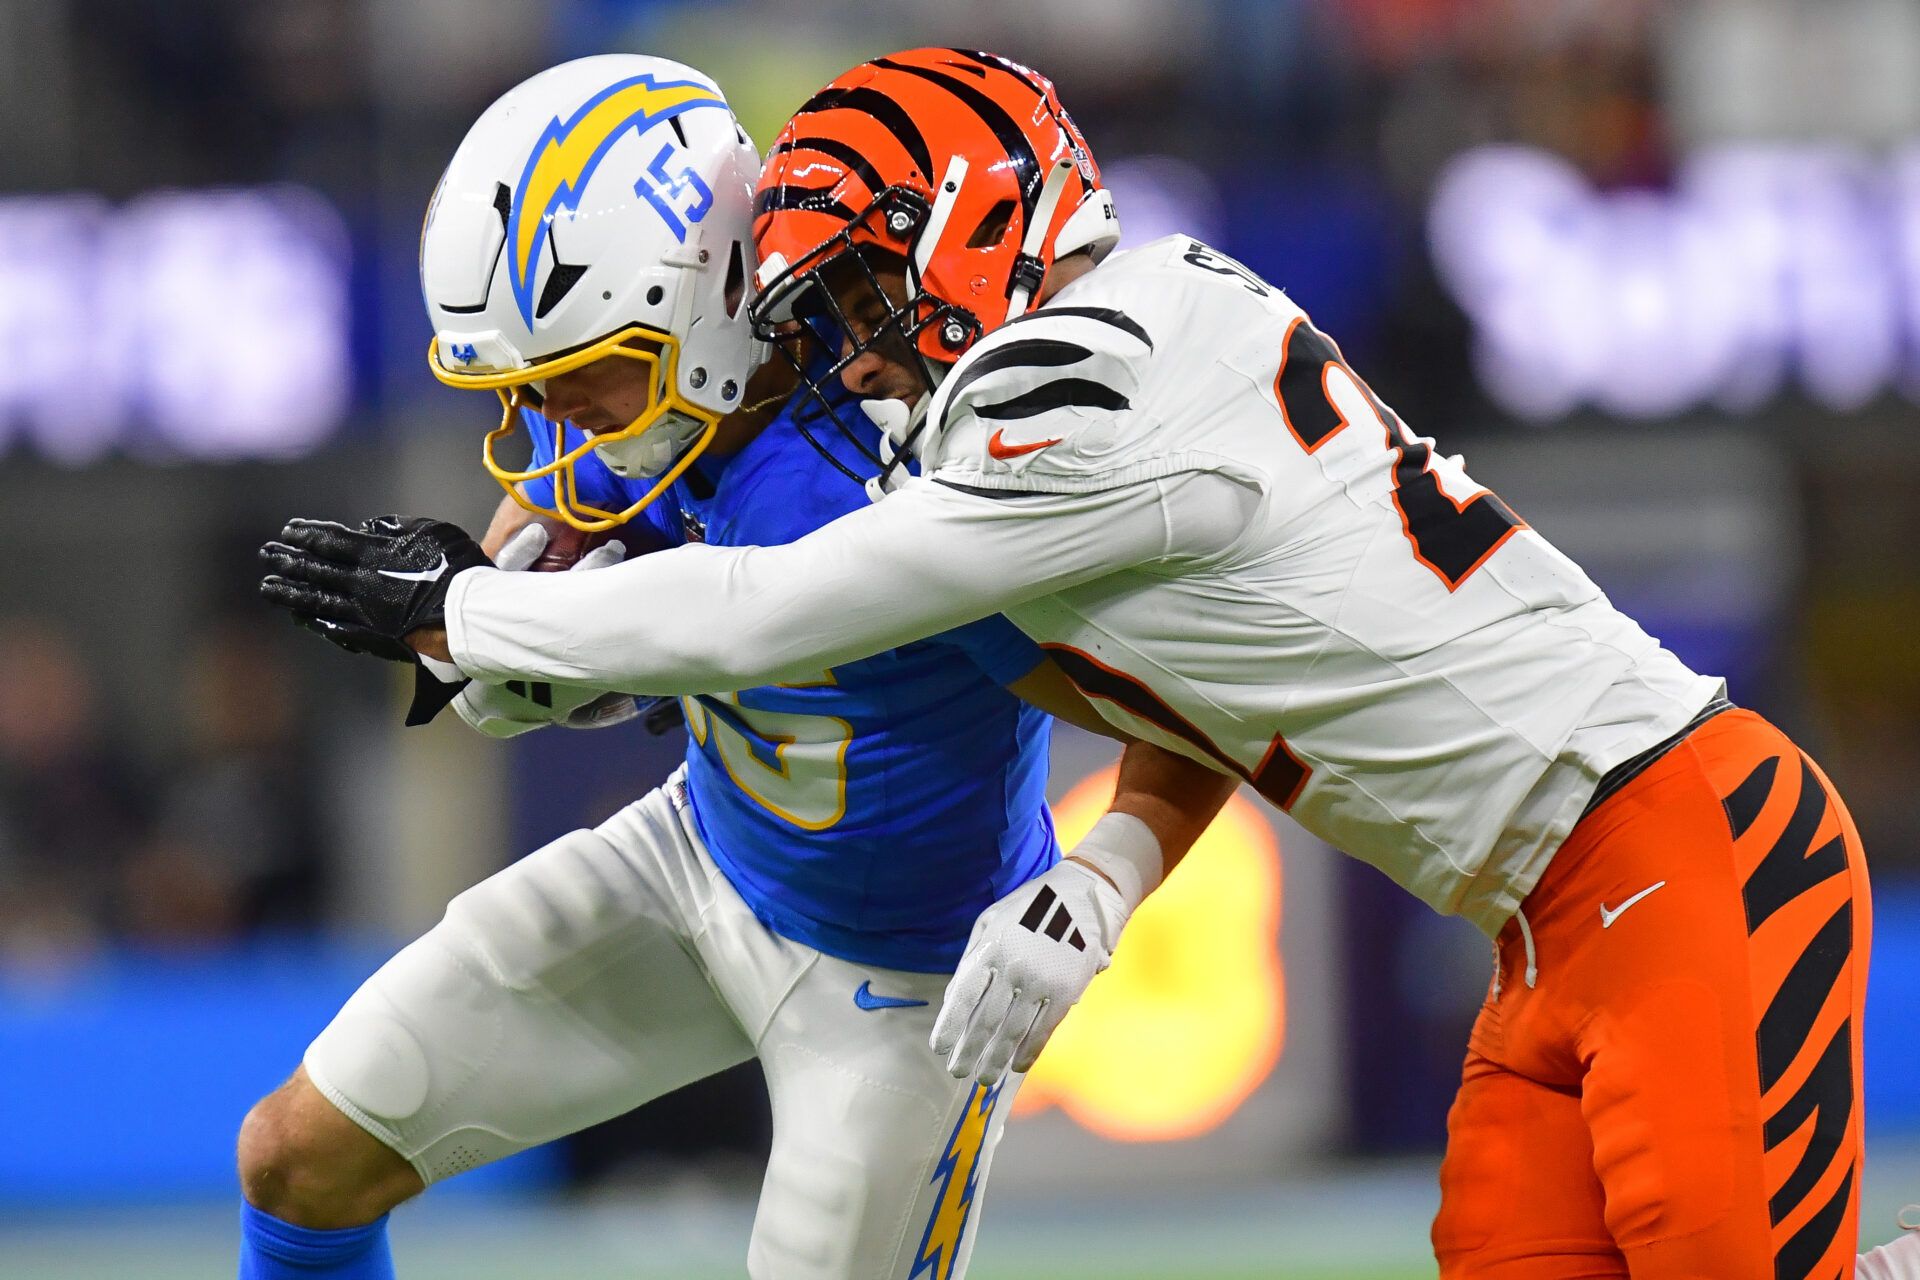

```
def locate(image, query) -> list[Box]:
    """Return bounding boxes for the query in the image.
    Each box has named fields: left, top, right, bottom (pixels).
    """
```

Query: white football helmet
left=422, top=55, right=760, bottom=529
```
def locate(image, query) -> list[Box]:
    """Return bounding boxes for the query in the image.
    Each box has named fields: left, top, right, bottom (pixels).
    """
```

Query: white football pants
left=304, top=769, right=1019, bottom=1280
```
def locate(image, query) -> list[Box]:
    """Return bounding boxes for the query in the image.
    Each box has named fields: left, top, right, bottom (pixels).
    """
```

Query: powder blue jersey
left=522, top=392, right=1057, bottom=971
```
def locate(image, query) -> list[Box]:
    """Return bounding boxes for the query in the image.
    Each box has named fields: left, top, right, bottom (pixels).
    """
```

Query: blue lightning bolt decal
left=911, top=1082, right=1002, bottom=1280
left=507, top=73, right=726, bottom=327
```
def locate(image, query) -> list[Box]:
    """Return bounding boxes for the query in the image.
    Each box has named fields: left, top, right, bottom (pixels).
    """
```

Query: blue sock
left=239, top=1200, right=395, bottom=1279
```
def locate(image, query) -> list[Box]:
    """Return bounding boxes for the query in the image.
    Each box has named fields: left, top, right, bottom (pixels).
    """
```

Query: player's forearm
left=1105, top=740, right=1239, bottom=875
left=1065, top=741, right=1237, bottom=911
left=443, top=543, right=824, bottom=691
left=403, top=498, right=582, bottom=664
left=443, top=518, right=998, bottom=693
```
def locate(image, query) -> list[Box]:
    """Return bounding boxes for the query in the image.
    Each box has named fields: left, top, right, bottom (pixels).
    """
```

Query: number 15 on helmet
left=420, top=55, right=762, bottom=531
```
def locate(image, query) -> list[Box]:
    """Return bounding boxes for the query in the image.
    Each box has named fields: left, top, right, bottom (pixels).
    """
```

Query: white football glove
left=931, top=813, right=1164, bottom=1084
left=452, top=525, right=640, bottom=738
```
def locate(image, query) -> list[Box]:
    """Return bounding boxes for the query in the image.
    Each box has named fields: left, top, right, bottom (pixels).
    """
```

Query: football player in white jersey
left=261, top=48, right=1915, bottom=1280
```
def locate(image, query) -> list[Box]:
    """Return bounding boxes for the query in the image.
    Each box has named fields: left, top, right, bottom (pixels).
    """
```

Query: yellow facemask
left=428, top=323, right=720, bottom=532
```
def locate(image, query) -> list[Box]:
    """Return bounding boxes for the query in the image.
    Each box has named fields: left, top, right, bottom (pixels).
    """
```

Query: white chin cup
left=592, top=410, right=705, bottom=478
left=858, top=397, right=931, bottom=503
left=858, top=398, right=916, bottom=449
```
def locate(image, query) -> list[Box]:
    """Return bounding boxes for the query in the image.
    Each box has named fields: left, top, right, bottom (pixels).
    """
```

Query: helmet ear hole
left=724, top=241, right=747, bottom=319
left=966, top=199, right=1016, bottom=249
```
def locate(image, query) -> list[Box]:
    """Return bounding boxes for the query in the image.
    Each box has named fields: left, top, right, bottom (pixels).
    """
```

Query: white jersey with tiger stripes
left=920, top=235, right=1723, bottom=934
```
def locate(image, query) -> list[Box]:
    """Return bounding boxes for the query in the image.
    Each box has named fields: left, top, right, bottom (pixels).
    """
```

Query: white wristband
left=1068, top=812, right=1165, bottom=914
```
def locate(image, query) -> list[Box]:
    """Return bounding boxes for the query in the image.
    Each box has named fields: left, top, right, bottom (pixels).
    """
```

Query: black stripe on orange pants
left=1433, top=709, right=1871, bottom=1279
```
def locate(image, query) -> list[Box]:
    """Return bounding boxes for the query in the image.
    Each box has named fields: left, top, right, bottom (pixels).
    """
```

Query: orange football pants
left=1433, top=709, right=1871, bottom=1279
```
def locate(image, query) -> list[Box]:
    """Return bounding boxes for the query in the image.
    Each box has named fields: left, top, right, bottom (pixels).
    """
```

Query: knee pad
left=307, top=1009, right=433, bottom=1125
left=303, top=926, right=510, bottom=1171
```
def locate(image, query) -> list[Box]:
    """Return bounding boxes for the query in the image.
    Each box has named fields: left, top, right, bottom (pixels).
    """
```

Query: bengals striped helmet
left=747, top=49, right=1120, bottom=491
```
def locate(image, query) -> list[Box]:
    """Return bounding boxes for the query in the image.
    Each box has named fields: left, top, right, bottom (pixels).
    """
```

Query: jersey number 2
left=1274, top=317, right=1522, bottom=589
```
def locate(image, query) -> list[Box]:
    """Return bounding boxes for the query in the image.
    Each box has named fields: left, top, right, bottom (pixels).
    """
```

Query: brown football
left=527, top=518, right=616, bottom=572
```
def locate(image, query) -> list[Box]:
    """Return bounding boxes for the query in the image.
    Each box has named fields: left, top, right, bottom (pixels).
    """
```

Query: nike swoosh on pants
left=854, top=980, right=928, bottom=1011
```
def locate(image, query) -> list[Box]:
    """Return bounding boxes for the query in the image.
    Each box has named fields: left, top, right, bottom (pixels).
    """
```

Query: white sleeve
left=443, top=469, right=1253, bottom=695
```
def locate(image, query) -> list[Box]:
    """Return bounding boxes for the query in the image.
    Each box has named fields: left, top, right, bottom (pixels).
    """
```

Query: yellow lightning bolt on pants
left=913, top=1082, right=1001, bottom=1280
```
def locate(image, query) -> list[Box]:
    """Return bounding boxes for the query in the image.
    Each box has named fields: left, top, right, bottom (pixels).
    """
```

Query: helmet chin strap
left=1005, top=158, right=1079, bottom=322
left=592, top=410, right=705, bottom=479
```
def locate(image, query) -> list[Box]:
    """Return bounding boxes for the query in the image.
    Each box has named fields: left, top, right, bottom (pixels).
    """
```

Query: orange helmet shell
left=754, top=49, right=1116, bottom=361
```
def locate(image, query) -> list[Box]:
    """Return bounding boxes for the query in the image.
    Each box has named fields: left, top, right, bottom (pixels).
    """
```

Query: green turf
left=977, top=1272, right=1420, bottom=1280
left=0, top=1214, right=1437, bottom=1280
left=11, top=1143, right=1915, bottom=1280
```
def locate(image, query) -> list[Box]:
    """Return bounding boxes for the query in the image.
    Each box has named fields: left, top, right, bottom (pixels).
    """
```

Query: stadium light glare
left=1431, top=142, right=1920, bottom=418
left=1015, top=765, right=1285, bottom=1144
left=0, top=187, right=351, bottom=463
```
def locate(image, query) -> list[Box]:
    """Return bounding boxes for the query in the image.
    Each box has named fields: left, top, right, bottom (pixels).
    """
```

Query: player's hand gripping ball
left=259, top=515, right=490, bottom=660
left=446, top=521, right=645, bottom=737
left=518, top=520, right=619, bottom=572
left=493, top=521, right=626, bottom=576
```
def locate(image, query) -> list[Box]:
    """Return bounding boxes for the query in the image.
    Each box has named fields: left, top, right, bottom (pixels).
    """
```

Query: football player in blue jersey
left=245, top=57, right=1229, bottom=1280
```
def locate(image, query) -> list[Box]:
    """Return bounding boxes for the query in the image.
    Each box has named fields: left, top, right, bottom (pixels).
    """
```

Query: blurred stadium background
left=2, top=0, right=1918, bottom=1275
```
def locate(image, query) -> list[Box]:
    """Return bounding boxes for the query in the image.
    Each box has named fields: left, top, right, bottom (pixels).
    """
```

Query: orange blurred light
left=1014, top=765, right=1285, bottom=1142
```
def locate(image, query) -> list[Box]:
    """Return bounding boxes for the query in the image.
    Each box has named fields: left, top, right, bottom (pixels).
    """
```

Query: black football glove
left=259, top=515, right=491, bottom=662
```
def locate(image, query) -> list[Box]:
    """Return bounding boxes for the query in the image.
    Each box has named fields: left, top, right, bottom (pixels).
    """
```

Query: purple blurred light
left=1102, top=156, right=1225, bottom=251
left=0, top=187, right=350, bottom=464
left=1430, top=144, right=1914, bottom=419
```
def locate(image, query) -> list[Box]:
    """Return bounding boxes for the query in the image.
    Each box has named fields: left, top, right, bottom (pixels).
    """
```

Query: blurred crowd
left=0, top=0, right=1781, bottom=426
left=1, top=1, right=1677, bottom=207
left=0, top=610, right=329, bottom=962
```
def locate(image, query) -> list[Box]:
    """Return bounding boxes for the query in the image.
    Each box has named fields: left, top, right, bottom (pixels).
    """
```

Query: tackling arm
left=1007, top=661, right=1241, bottom=873
left=1008, top=650, right=1240, bottom=884
left=437, top=469, right=1246, bottom=696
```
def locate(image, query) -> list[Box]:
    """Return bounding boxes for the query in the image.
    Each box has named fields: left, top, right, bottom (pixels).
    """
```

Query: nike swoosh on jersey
left=986, top=428, right=1064, bottom=460
left=377, top=553, right=449, bottom=583
left=1599, top=880, right=1667, bottom=928
left=853, top=980, right=929, bottom=1011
